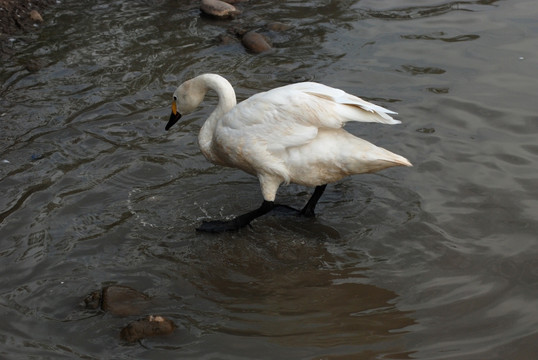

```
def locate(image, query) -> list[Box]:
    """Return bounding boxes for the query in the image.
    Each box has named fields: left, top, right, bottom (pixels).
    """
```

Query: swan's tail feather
left=388, top=154, right=412, bottom=167
left=339, top=102, right=401, bottom=125
left=361, top=147, right=412, bottom=173
left=335, top=94, right=400, bottom=125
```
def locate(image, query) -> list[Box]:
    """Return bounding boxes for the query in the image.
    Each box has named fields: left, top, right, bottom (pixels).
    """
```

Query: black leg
left=196, top=200, right=275, bottom=233
left=300, top=184, right=327, bottom=217
left=196, top=185, right=328, bottom=233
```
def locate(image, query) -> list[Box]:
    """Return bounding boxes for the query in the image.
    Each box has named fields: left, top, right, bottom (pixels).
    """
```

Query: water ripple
left=1, top=0, right=538, bottom=358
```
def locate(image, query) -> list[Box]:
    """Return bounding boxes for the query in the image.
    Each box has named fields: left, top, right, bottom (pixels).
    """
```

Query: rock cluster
left=197, top=0, right=292, bottom=54
left=84, top=285, right=176, bottom=343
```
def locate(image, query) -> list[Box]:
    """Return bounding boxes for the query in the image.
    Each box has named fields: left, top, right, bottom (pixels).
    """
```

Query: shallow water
left=1, top=0, right=538, bottom=358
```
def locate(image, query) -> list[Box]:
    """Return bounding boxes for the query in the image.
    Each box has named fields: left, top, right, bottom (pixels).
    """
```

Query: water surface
left=1, top=0, right=538, bottom=359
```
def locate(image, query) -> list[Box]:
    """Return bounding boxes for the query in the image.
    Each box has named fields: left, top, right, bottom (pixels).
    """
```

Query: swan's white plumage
left=170, top=73, right=411, bottom=202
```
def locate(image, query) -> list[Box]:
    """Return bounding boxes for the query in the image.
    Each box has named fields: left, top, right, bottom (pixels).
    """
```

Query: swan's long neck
left=196, top=74, right=237, bottom=159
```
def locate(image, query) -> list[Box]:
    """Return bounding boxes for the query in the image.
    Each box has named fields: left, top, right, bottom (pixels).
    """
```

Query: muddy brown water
left=1, top=0, right=538, bottom=358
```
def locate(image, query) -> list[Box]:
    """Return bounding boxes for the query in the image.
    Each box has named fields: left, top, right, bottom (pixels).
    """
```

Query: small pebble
left=120, top=315, right=176, bottom=343
left=31, top=154, right=43, bottom=161
left=200, top=0, right=240, bottom=18
left=29, top=10, right=44, bottom=23
left=1, top=159, right=10, bottom=164
left=241, top=31, right=272, bottom=53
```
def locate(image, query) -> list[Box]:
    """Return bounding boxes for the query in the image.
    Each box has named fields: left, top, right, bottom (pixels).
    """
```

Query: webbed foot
left=196, top=200, right=275, bottom=233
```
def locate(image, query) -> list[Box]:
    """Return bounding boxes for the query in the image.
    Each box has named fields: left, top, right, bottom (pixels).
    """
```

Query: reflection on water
left=1, top=0, right=538, bottom=359
left=144, top=231, right=416, bottom=358
left=208, top=267, right=411, bottom=350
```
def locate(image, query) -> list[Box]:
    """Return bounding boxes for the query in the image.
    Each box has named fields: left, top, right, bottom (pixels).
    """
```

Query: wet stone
left=200, top=0, right=240, bottom=18
left=84, top=290, right=102, bottom=310
left=241, top=31, right=272, bottom=53
left=29, top=10, right=44, bottom=23
left=120, top=315, right=176, bottom=343
left=84, top=285, right=151, bottom=316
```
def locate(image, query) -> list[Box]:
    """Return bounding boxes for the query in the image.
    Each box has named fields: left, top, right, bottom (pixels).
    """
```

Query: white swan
left=166, top=73, right=411, bottom=232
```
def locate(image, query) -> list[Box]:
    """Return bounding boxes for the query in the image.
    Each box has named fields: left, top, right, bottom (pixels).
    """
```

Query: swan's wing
left=218, top=82, right=400, bottom=154
left=274, top=82, right=400, bottom=126
left=220, top=97, right=319, bottom=152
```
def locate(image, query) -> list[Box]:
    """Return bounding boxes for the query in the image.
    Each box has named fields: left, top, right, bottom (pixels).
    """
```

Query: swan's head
left=165, top=79, right=207, bottom=131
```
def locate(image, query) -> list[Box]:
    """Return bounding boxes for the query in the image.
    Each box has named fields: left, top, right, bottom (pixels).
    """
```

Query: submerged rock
left=229, top=25, right=247, bottom=37
left=200, top=0, right=240, bottom=18
left=84, top=285, right=151, bottom=316
left=241, top=31, right=272, bottom=53
left=217, top=33, right=238, bottom=45
left=24, top=59, right=44, bottom=72
left=120, top=315, right=176, bottom=343
left=266, top=22, right=293, bottom=32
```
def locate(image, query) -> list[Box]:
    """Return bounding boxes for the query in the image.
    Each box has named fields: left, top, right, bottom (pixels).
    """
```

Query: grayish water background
left=1, top=0, right=538, bottom=358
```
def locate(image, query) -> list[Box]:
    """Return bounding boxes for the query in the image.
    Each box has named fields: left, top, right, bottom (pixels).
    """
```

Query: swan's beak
left=165, top=102, right=181, bottom=131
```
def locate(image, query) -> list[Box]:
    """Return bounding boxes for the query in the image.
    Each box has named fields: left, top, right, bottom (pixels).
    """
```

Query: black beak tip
left=165, top=112, right=181, bottom=131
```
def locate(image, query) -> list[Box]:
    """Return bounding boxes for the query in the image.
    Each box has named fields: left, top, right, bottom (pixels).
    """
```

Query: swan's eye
left=173, top=95, right=177, bottom=101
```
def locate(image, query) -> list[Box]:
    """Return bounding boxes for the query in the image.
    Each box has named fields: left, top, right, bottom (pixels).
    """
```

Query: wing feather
left=216, top=81, right=400, bottom=159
